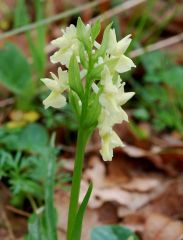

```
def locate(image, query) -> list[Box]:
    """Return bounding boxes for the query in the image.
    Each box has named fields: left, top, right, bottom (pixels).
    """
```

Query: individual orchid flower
left=41, top=67, right=68, bottom=109
left=100, top=129, right=125, bottom=161
left=50, top=25, right=80, bottom=67
left=107, top=29, right=136, bottom=73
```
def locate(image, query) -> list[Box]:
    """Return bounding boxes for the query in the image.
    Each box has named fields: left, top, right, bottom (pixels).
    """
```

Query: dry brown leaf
left=140, top=177, right=183, bottom=218
left=83, top=156, right=106, bottom=188
left=123, top=145, right=148, bottom=158
left=122, top=176, right=161, bottom=192
left=143, top=214, right=183, bottom=240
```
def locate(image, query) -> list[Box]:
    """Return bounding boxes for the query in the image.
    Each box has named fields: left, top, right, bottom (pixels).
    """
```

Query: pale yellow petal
left=115, top=55, right=136, bottom=73
left=117, top=34, right=132, bottom=54
left=43, top=92, right=66, bottom=109
left=118, top=91, right=135, bottom=105
left=41, top=78, right=59, bottom=91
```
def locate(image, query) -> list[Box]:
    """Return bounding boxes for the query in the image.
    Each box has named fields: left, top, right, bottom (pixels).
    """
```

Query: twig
left=6, top=205, right=30, bottom=218
left=90, top=0, right=146, bottom=24
left=0, top=0, right=108, bottom=40
left=129, top=32, right=183, bottom=58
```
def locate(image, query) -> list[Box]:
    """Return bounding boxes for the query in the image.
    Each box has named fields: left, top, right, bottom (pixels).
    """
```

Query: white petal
left=101, top=66, right=113, bottom=87
left=43, top=92, right=66, bottom=109
left=107, top=29, right=117, bottom=53
left=50, top=50, right=62, bottom=64
left=117, top=34, right=132, bottom=54
left=65, top=24, right=77, bottom=36
left=92, top=83, right=99, bottom=93
left=98, top=56, right=104, bottom=65
left=41, top=78, right=59, bottom=91
left=51, top=37, right=65, bottom=47
left=99, top=130, right=124, bottom=161
left=50, top=72, right=58, bottom=81
left=119, top=92, right=135, bottom=105
left=94, top=41, right=101, bottom=49
left=119, top=108, right=129, bottom=122
left=100, top=132, right=113, bottom=161
left=57, top=67, right=68, bottom=89
left=59, top=49, right=74, bottom=67
left=111, top=131, right=124, bottom=148
left=115, top=55, right=136, bottom=73
left=80, top=69, right=87, bottom=79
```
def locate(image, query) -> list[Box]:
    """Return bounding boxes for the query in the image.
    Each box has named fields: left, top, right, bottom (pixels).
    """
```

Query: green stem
left=67, top=54, right=93, bottom=240
left=67, top=126, right=88, bottom=240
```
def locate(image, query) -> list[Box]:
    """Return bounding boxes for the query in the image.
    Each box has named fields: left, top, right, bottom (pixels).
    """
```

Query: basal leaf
left=71, top=183, right=93, bottom=240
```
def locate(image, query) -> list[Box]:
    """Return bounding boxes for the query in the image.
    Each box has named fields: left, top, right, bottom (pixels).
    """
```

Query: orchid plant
left=41, top=18, right=135, bottom=240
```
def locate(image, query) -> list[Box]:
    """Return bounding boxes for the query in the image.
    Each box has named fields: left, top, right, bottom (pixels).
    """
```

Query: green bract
left=91, top=20, right=101, bottom=42
left=69, top=54, right=84, bottom=100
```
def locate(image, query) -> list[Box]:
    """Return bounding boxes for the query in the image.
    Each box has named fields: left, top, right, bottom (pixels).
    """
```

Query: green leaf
left=91, top=20, right=101, bottom=42
left=20, top=123, right=48, bottom=152
left=27, top=0, right=46, bottom=79
left=10, top=178, right=43, bottom=197
left=14, top=0, right=29, bottom=28
left=44, top=147, right=58, bottom=240
left=27, top=214, right=41, bottom=240
left=69, top=55, right=84, bottom=99
left=0, top=43, right=33, bottom=95
left=71, top=183, right=93, bottom=240
left=0, top=123, right=48, bottom=153
left=27, top=212, right=47, bottom=240
left=14, top=0, right=46, bottom=79
left=91, top=225, right=139, bottom=240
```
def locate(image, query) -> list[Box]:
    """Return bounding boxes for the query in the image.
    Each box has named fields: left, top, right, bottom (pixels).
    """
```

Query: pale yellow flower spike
left=98, top=66, right=134, bottom=161
left=42, top=20, right=135, bottom=162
